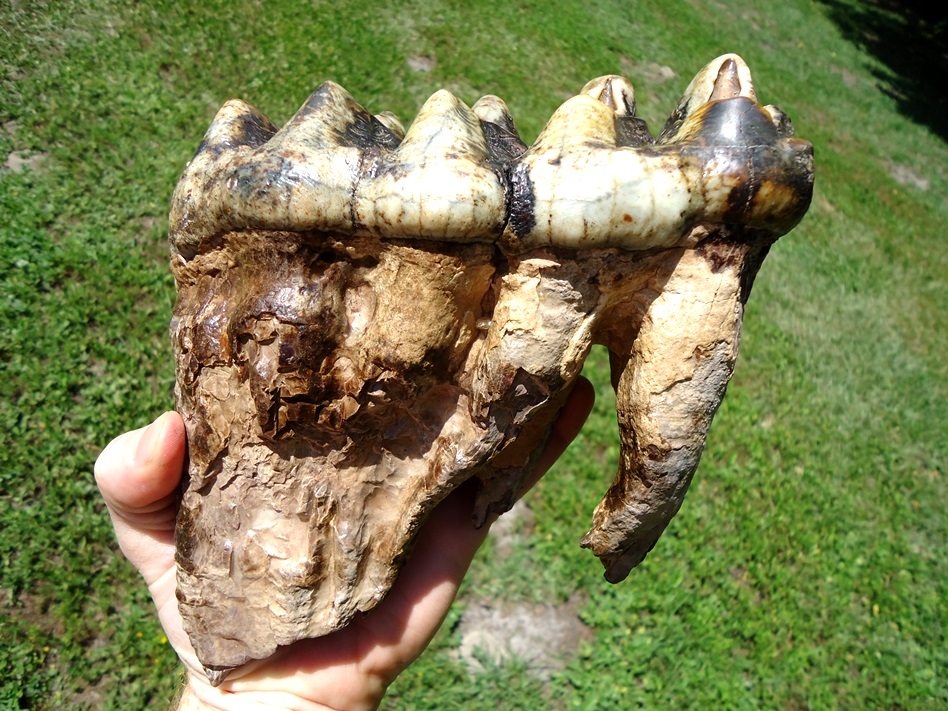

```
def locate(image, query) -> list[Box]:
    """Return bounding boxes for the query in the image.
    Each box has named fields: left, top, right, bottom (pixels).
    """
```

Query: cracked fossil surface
left=169, top=54, right=813, bottom=683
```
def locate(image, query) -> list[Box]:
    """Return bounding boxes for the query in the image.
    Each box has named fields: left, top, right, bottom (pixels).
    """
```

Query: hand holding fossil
left=94, top=385, right=592, bottom=709
left=169, top=54, right=813, bottom=682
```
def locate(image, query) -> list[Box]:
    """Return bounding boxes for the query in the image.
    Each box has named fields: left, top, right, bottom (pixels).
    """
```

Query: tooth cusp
left=660, top=53, right=756, bottom=143
left=473, top=95, right=529, bottom=164
left=197, top=99, right=278, bottom=155
left=708, top=57, right=744, bottom=102
left=171, top=53, right=809, bottom=260
left=472, top=94, right=519, bottom=134
left=373, top=111, right=406, bottom=141
left=582, top=75, right=637, bottom=117
left=355, top=90, right=507, bottom=241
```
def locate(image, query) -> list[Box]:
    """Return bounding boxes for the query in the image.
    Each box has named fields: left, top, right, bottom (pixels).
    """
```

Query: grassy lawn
left=1, top=0, right=944, bottom=708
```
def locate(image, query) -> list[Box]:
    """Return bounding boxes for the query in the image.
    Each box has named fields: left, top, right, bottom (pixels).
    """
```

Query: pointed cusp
left=473, top=94, right=528, bottom=163
left=197, top=99, right=278, bottom=155
left=581, top=75, right=637, bottom=117
left=472, top=94, right=519, bottom=135
left=374, top=111, right=406, bottom=141
left=708, top=57, right=744, bottom=102
left=583, top=241, right=750, bottom=582
left=660, top=53, right=756, bottom=143
left=169, top=82, right=389, bottom=257
left=354, top=90, right=507, bottom=242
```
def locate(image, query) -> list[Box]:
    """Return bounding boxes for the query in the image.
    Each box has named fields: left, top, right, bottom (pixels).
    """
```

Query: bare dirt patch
left=454, top=594, right=593, bottom=680
left=884, top=161, right=930, bottom=191
left=3, top=150, right=48, bottom=174
left=619, top=56, right=676, bottom=84
left=831, top=64, right=860, bottom=88
left=455, top=500, right=593, bottom=678
left=407, top=55, right=436, bottom=73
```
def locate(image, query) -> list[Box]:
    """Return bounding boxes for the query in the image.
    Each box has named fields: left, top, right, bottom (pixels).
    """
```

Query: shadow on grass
left=818, top=0, right=948, bottom=140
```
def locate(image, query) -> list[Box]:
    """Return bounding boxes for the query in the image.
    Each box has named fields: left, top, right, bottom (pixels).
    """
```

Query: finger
left=411, top=374, right=593, bottom=579
left=94, top=410, right=186, bottom=585
left=527, top=374, right=595, bottom=491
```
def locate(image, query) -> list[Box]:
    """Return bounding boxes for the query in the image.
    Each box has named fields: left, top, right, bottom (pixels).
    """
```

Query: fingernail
left=134, top=412, right=168, bottom=467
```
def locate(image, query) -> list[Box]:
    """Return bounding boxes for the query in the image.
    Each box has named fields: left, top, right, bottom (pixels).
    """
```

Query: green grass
left=1, top=0, right=945, bottom=708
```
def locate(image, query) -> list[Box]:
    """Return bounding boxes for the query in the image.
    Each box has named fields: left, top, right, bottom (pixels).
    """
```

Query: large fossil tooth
left=170, top=54, right=813, bottom=682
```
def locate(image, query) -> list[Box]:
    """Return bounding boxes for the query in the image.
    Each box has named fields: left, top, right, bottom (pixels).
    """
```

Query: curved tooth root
left=583, top=242, right=748, bottom=582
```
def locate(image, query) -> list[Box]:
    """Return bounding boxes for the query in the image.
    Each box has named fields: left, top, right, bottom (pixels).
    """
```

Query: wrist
left=176, top=681, right=350, bottom=711
left=175, top=675, right=386, bottom=711
left=175, top=685, right=209, bottom=711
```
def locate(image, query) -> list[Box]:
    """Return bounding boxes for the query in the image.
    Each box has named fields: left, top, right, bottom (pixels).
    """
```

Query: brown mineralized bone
left=169, top=53, right=813, bottom=682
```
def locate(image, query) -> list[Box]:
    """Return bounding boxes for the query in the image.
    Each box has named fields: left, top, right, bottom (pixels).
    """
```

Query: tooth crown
left=170, top=53, right=812, bottom=258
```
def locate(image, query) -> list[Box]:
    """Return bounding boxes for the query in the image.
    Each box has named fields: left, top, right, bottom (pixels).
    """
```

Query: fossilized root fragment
left=169, top=53, right=813, bottom=681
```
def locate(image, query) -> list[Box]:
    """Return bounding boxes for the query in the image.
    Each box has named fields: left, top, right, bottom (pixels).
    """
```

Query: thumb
left=94, top=410, right=186, bottom=586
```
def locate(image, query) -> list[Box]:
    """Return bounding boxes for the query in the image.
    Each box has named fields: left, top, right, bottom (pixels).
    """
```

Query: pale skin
left=94, top=378, right=594, bottom=711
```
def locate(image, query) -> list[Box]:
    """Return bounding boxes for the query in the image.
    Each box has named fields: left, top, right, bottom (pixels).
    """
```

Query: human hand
left=94, top=378, right=593, bottom=710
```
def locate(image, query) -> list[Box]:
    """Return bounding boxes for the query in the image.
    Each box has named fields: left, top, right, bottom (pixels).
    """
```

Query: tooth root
left=581, top=75, right=636, bottom=118
left=355, top=90, right=506, bottom=241
left=582, top=243, right=749, bottom=582
left=374, top=111, right=406, bottom=140
left=470, top=257, right=600, bottom=522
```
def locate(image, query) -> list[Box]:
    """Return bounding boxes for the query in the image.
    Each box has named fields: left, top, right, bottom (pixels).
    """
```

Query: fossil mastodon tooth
left=170, top=54, right=813, bottom=682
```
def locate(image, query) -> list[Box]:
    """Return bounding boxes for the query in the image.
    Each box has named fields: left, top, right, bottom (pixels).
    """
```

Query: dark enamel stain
left=615, top=116, right=657, bottom=148
left=338, top=112, right=403, bottom=152
left=480, top=119, right=528, bottom=164
left=193, top=110, right=278, bottom=162
left=697, top=97, right=778, bottom=148
left=507, top=162, right=536, bottom=238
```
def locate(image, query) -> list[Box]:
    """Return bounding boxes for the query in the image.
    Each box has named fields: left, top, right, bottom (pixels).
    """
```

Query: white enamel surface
left=355, top=90, right=506, bottom=240
left=520, top=148, right=700, bottom=249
